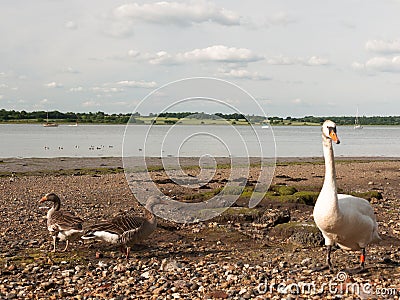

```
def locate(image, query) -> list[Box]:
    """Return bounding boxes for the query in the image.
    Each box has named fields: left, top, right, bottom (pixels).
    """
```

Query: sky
left=1, top=0, right=400, bottom=117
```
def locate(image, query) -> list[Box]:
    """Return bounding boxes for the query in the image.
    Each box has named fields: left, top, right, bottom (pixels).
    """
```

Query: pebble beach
left=0, top=157, right=399, bottom=299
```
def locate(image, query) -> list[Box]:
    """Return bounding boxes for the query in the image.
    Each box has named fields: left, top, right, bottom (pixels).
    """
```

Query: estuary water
left=0, top=124, right=399, bottom=158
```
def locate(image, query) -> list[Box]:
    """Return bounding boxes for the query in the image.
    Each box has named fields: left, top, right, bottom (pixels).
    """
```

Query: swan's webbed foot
left=312, top=245, right=334, bottom=273
left=382, top=258, right=399, bottom=266
left=311, top=264, right=335, bottom=273
left=344, top=248, right=368, bottom=274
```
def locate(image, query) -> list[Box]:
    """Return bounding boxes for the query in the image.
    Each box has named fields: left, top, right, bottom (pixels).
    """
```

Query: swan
left=313, top=120, right=380, bottom=273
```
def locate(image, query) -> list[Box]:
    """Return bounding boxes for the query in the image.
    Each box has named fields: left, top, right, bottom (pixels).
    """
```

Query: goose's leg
left=126, top=246, right=131, bottom=260
left=62, top=240, right=69, bottom=252
left=52, top=235, right=57, bottom=252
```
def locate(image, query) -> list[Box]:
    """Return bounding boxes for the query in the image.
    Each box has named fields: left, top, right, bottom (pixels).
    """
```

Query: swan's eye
left=328, top=126, right=336, bottom=133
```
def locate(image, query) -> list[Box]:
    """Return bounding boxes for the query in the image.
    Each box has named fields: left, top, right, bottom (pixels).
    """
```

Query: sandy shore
left=0, top=157, right=399, bottom=299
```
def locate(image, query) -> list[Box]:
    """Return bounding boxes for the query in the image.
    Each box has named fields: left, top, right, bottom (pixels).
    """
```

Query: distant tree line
left=0, top=109, right=399, bottom=125
left=273, top=115, right=400, bottom=125
left=158, top=112, right=248, bottom=121
left=0, top=109, right=136, bottom=124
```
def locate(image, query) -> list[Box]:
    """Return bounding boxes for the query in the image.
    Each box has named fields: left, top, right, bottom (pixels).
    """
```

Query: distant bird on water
left=39, top=193, right=84, bottom=252
left=81, top=196, right=166, bottom=259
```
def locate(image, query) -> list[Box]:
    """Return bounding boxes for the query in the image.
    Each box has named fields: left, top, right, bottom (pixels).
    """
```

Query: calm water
left=0, top=124, right=399, bottom=158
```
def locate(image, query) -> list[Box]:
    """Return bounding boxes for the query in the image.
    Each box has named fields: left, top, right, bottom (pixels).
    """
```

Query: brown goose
left=39, top=193, right=84, bottom=252
left=82, top=195, right=166, bottom=259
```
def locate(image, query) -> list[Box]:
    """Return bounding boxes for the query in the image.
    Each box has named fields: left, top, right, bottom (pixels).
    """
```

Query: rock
left=205, top=290, right=228, bottom=299
left=259, top=209, right=291, bottom=227
left=141, top=271, right=151, bottom=279
left=301, top=258, right=312, bottom=266
left=160, top=259, right=183, bottom=272
left=270, top=222, right=324, bottom=247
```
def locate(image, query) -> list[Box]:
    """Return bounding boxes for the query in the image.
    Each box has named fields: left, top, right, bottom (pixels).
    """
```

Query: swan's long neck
left=319, top=135, right=341, bottom=217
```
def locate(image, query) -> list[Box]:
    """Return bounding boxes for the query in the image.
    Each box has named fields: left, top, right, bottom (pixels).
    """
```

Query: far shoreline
left=1, top=121, right=400, bottom=127
left=1, top=156, right=399, bottom=175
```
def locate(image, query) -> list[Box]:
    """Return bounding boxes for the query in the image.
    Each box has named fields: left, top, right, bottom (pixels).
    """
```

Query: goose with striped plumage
left=81, top=195, right=167, bottom=259
left=39, top=193, right=84, bottom=252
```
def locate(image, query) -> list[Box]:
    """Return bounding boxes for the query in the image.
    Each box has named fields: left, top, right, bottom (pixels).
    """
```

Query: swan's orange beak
left=39, top=195, right=47, bottom=203
left=329, top=131, right=340, bottom=144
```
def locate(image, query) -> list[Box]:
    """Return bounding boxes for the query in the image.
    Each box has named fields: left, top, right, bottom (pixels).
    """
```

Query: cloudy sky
left=1, top=0, right=400, bottom=117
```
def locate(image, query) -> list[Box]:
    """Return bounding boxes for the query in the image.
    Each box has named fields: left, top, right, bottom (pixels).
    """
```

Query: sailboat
left=43, top=112, right=58, bottom=127
left=354, top=107, right=363, bottom=129
left=261, top=118, right=270, bottom=128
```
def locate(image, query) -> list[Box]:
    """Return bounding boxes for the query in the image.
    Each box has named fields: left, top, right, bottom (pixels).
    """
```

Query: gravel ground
left=0, top=157, right=399, bottom=299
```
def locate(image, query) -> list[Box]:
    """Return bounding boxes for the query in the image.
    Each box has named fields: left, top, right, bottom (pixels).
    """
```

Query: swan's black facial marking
left=328, top=126, right=340, bottom=144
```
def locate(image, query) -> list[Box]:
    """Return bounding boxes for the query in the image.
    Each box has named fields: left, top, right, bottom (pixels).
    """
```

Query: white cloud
left=44, top=82, right=63, bottom=88
left=103, top=19, right=135, bottom=38
left=128, top=49, right=140, bottom=57
left=366, top=56, right=400, bottom=72
left=366, top=39, right=400, bottom=54
left=218, top=68, right=271, bottom=80
left=116, top=80, right=157, bottom=88
left=305, top=56, right=329, bottom=66
left=266, top=56, right=297, bottom=65
left=149, top=45, right=263, bottom=65
left=351, top=61, right=366, bottom=71
left=40, top=98, right=51, bottom=105
left=65, top=21, right=78, bottom=30
left=292, top=98, right=302, bottom=104
left=352, top=56, right=400, bottom=73
left=149, top=51, right=178, bottom=65
left=180, top=45, right=262, bottom=62
left=0, top=95, right=3, bottom=100
left=82, top=100, right=101, bottom=108
left=63, top=67, right=80, bottom=74
left=110, top=101, right=129, bottom=106
left=69, top=86, right=84, bottom=92
left=113, top=1, right=241, bottom=26
left=266, top=12, right=296, bottom=27
left=91, top=87, right=124, bottom=93
left=266, top=55, right=329, bottom=66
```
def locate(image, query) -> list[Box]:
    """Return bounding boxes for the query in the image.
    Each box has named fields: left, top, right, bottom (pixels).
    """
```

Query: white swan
left=313, top=120, right=380, bottom=272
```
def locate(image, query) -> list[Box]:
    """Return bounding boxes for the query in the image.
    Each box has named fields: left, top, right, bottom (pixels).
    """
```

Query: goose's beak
left=39, top=196, right=47, bottom=203
left=329, top=131, right=340, bottom=144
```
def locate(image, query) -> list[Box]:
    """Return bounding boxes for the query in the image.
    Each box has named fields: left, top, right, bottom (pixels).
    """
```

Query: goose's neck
left=320, top=136, right=340, bottom=214
left=144, top=205, right=157, bottom=225
left=47, top=200, right=60, bottom=219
